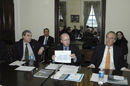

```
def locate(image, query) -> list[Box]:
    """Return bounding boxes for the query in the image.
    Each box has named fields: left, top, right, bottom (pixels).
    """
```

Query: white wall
left=14, top=0, right=54, bottom=41
left=105, top=0, right=130, bottom=64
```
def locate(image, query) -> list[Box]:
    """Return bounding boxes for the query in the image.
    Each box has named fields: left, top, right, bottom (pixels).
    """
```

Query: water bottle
left=98, top=68, right=104, bottom=85
left=29, top=54, right=34, bottom=66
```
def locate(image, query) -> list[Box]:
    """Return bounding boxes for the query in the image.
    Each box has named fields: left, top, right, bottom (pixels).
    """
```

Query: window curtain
left=84, top=1, right=101, bottom=32
left=84, top=2, right=92, bottom=32
left=59, top=2, right=66, bottom=26
left=93, top=1, right=101, bottom=32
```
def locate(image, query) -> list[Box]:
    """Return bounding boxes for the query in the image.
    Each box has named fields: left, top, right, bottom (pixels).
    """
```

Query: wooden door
left=0, top=0, right=15, bottom=45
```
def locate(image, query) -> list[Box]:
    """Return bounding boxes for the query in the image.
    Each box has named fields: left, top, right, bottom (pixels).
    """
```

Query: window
left=86, top=5, right=97, bottom=27
left=59, top=7, right=63, bottom=21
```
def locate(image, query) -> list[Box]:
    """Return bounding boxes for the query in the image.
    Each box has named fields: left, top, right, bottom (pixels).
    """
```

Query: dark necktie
left=45, top=37, right=47, bottom=45
left=25, top=44, right=29, bottom=62
left=65, top=47, right=67, bottom=50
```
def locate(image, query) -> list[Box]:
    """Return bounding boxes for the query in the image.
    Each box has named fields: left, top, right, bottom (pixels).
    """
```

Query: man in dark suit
left=87, top=31, right=130, bottom=71
left=13, top=30, right=44, bottom=63
left=38, top=28, right=54, bottom=47
left=38, top=28, right=54, bottom=62
left=52, top=33, right=82, bottom=66
left=72, top=25, right=79, bottom=37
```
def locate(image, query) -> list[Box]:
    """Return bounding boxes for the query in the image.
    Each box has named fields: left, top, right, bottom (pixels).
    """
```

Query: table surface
left=0, top=61, right=130, bottom=86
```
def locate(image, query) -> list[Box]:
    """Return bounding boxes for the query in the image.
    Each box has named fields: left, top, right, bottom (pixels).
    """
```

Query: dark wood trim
left=55, top=0, right=59, bottom=44
left=100, top=0, right=106, bottom=44
left=55, top=0, right=106, bottom=45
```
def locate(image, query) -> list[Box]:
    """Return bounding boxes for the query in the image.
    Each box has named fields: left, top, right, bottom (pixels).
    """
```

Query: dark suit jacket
left=13, top=39, right=42, bottom=63
left=55, top=44, right=82, bottom=66
left=90, top=45, right=125, bottom=70
left=38, top=35, right=54, bottom=46
left=0, top=40, right=6, bottom=60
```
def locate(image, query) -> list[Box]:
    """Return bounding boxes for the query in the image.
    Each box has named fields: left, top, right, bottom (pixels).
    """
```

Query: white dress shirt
left=99, top=46, right=115, bottom=70
left=21, top=42, right=36, bottom=61
left=43, top=36, right=48, bottom=45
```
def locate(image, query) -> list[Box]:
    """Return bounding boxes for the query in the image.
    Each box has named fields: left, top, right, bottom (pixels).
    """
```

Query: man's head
left=43, top=28, right=49, bottom=36
left=106, top=31, right=117, bottom=47
left=74, top=25, right=76, bottom=29
left=22, top=30, right=32, bottom=43
left=60, top=33, right=70, bottom=47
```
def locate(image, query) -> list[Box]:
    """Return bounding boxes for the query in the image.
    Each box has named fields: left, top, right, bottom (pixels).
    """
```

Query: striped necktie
left=25, top=44, right=29, bottom=62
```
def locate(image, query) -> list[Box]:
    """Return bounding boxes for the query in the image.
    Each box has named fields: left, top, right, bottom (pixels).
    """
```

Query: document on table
left=66, top=73, right=84, bottom=82
left=15, top=66, right=35, bottom=71
left=90, top=73, right=108, bottom=83
left=9, top=60, right=26, bottom=66
left=55, top=50, right=71, bottom=63
left=107, top=75, right=128, bottom=85
left=45, top=63, right=62, bottom=70
left=51, top=65, right=79, bottom=80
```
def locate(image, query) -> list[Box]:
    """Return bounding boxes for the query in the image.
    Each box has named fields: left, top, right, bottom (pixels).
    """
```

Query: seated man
left=52, top=33, right=82, bottom=66
left=87, top=31, right=130, bottom=71
left=38, top=28, right=54, bottom=47
left=13, top=30, right=44, bottom=63
left=38, top=28, right=54, bottom=62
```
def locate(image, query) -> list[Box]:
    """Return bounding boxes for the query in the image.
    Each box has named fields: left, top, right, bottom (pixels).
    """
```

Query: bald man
left=52, top=33, right=82, bottom=66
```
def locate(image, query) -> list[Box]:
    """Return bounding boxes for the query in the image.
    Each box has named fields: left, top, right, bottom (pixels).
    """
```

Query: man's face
left=44, top=29, right=49, bottom=36
left=60, top=34, right=70, bottom=47
left=106, top=33, right=116, bottom=47
left=74, top=26, right=76, bottom=29
left=23, top=32, right=32, bottom=43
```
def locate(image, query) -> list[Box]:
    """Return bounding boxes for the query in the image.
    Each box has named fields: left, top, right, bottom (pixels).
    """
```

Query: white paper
left=9, top=60, right=26, bottom=66
left=51, top=65, right=79, bottom=80
left=45, top=63, right=62, bottom=70
left=55, top=50, right=71, bottom=63
left=15, top=66, right=35, bottom=71
left=90, top=73, right=108, bottom=83
left=59, top=65, right=79, bottom=74
left=114, top=75, right=124, bottom=80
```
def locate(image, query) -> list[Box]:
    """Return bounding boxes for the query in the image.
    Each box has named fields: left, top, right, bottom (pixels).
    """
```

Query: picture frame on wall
left=71, top=15, right=79, bottom=23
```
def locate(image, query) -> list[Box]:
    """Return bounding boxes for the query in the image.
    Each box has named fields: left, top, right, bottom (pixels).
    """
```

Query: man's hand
left=70, top=54, right=75, bottom=59
left=38, top=47, right=44, bottom=55
left=87, top=65, right=94, bottom=69
left=123, top=68, right=130, bottom=71
left=52, top=55, right=56, bottom=60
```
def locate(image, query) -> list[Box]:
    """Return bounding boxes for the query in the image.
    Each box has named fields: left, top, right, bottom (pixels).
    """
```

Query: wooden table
left=0, top=61, right=130, bottom=86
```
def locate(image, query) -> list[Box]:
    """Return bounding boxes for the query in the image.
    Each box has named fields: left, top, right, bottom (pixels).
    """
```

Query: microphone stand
left=40, top=70, right=55, bottom=86
left=40, top=64, right=61, bottom=86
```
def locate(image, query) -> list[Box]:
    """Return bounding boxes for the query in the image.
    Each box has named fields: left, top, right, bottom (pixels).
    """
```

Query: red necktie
left=65, top=47, right=67, bottom=50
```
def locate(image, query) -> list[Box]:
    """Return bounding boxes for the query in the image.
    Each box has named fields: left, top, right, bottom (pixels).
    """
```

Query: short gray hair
left=106, top=31, right=117, bottom=40
left=22, top=30, right=31, bottom=36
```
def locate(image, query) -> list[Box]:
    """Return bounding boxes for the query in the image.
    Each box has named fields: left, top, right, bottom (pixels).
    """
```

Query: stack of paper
left=107, top=75, right=128, bottom=85
left=45, top=63, right=62, bottom=70
left=15, top=66, right=35, bottom=71
left=51, top=65, right=79, bottom=80
left=9, top=60, right=26, bottom=66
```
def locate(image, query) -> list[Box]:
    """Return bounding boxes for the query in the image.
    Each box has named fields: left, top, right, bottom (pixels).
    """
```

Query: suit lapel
left=113, top=46, right=117, bottom=68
